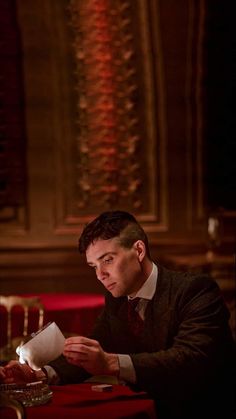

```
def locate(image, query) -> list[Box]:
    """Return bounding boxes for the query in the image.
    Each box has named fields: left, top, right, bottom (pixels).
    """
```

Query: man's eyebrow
left=87, top=252, right=116, bottom=265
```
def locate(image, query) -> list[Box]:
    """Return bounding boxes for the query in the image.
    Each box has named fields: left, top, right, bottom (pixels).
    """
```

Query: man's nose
left=96, top=266, right=107, bottom=282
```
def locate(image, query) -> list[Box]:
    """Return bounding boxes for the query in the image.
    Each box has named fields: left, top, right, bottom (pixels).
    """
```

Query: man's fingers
left=65, top=352, right=87, bottom=361
left=66, top=357, right=86, bottom=368
left=5, top=360, right=19, bottom=369
left=65, top=336, right=98, bottom=347
left=64, top=343, right=94, bottom=354
left=64, top=348, right=88, bottom=359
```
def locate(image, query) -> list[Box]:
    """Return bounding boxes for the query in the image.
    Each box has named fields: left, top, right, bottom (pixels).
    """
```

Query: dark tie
left=127, top=298, right=144, bottom=336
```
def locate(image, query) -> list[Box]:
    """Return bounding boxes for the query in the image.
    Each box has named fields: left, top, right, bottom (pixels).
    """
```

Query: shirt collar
left=128, top=263, right=158, bottom=301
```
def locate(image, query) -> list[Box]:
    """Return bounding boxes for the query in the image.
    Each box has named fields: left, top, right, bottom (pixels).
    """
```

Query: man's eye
left=103, top=258, right=112, bottom=264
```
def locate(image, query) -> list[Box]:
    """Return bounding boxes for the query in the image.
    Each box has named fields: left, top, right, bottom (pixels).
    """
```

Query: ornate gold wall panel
left=55, top=0, right=167, bottom=233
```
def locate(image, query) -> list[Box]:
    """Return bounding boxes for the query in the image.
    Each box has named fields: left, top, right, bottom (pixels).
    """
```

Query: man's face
left=86, top=238, right=145, bottom=297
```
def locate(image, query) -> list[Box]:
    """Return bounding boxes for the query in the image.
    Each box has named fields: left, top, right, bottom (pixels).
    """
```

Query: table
left=0, top=293, right=105, bottom=347
left=1, top=383, right=157, bottom=419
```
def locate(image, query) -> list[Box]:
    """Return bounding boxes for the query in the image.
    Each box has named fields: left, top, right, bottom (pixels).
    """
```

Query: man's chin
left=109, top=289, right=123, bottom=298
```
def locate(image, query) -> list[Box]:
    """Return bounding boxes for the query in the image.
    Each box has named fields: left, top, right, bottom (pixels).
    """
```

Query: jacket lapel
left=143, top=265, right=174, bottom=350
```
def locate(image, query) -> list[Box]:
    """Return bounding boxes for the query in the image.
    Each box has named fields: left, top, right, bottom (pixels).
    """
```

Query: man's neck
left=129, top=260, right=156, bottom=298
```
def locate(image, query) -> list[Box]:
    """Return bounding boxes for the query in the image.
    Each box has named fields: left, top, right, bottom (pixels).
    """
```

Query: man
left=1, top=211, right=235, bottom=418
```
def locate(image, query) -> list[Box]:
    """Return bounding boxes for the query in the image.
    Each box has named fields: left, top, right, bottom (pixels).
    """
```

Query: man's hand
left=0, top=361, right=46, bottom=384
left=63, top=336, right=119, bottom=377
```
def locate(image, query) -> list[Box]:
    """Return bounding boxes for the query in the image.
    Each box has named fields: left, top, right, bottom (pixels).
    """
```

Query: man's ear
left=133, top=240, right=146, bottom=261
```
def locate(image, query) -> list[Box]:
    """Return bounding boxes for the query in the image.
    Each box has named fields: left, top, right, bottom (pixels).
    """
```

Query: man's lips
left=107, top=283, right=116, bottom=291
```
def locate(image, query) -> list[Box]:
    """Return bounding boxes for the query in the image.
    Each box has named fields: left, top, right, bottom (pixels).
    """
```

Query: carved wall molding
left=185, top=0, right=205, bottom=226
left=55, top=0, right=168, bottom=232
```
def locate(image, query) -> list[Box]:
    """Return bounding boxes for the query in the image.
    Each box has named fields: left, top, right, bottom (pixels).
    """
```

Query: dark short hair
left=78, top=210, right=151, bottom=258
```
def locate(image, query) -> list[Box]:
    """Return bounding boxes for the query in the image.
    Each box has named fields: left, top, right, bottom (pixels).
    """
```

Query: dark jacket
left=50, top=266, right=236, bottom=418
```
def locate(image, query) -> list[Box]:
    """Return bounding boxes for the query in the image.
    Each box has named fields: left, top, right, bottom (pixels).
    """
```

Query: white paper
left=16, top=322, right=65, bottom=371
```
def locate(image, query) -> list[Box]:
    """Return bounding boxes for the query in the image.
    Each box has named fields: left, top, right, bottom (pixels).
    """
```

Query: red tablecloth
left=0, top=294, right=105, bottom=347
left=1, top=383, right=157, bottom=419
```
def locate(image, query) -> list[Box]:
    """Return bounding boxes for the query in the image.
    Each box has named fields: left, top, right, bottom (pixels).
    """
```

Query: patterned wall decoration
left=0, top=0, right=27, bottom=228
left=68, top=0, right=159, bottom=217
